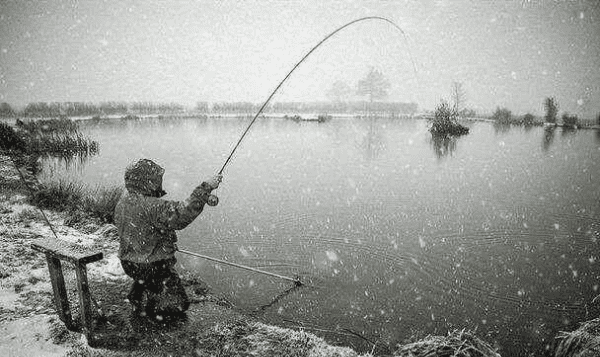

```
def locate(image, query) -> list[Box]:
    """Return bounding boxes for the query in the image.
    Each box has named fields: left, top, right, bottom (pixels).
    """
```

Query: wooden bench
left=31, top=238, right=103, bottom=346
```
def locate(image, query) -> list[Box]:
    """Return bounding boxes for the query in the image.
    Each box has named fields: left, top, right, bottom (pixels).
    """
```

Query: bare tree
left=450, top=81, right=466, bottom=114
left=356, top=67, right=390, bottom=103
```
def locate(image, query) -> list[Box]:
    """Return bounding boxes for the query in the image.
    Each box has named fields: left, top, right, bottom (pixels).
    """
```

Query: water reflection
left=542, top=126, right=556, bottom=151
left=429, top=134, right=458, bottom=158
left=493, top=122, right=511, bottom=134
left=560, top=126, right=577, bottom=138
left=359, top=117, right=387, bottom=160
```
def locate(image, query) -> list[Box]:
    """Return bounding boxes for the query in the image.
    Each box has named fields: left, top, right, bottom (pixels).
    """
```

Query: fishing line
left=178, top=248, right=302, bottom=286
left=218, top=16, right=418, bottom=175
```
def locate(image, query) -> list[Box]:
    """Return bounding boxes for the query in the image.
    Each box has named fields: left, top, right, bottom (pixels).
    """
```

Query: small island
left=428, top=101, right=470, bottom=137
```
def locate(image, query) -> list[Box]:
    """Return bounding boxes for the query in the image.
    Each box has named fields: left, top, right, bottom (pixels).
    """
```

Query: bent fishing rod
left=217, top=16, right=417, bottom=175
left=186, top=16, right=417, bottom=285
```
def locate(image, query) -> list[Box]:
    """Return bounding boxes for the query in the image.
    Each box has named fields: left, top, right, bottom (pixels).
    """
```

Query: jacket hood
left=124, top=159, right=167, bottom=197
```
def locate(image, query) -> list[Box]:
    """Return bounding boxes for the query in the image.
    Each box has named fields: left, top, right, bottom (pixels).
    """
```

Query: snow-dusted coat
left=115, top=159, right=213, bottom=263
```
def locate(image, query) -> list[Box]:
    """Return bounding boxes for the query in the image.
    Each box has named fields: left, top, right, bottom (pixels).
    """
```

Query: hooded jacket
left=114, top=159, right=214, bottom=263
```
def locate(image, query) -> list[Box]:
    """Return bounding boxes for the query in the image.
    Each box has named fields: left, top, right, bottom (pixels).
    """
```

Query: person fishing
left=114, top=158, right=222, bottom=321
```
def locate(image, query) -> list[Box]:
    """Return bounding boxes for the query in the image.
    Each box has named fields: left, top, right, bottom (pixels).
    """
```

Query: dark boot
left=145, top=292, right=160, bottom=320
left=127, top=282, right=145, bottom=316
left=151, top=277, right=190, bottom=319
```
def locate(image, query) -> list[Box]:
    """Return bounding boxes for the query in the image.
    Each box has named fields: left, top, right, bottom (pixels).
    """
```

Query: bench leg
left=75, top=262, right=96, bottom=346
left=45, top=255, right=75, bottom=330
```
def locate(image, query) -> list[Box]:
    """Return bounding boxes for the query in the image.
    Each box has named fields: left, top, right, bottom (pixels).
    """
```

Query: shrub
left=13, top=118, right=98, bottom=157
left=0, top=122, right=27, bottom=153
left=429, top=101, right=469, bottom=136
left=521, top=113, right=536, bottom=126
left=544, top=97, right=558, bottom=124
left=16, top=118, right=78, bottom=135
left=29, top=179, right=122, bottom=223
left=27, top=132, right=98, bottom=156
left=81, top=186, right=123, bottom=223
left=29, top=180, right=84, bottom=211
left=491, top=107, right=513, bottom=124
left=562, top=113, right=578, bottom=128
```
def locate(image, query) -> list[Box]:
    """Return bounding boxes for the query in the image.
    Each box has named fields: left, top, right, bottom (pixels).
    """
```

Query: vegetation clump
left=0, top=121, right=27, bottom=153
left=28, top=179, right=85, bottom=212
left=490, top=108, right=541, bottom=127
left=521, top=113, right=537, bottom=126
left=555, top=317, right=600, bottom=357
left=194, top=320, right=367, bottom=357
left=396, top=329, right=500, bottom=357
left=544, top=97, right=559, bottom=124
left=15, top=118, right=98, bottom=156
left=562, top=113, right=579, bottom=129
left=16, top=117, right=78, bottom=133
left=491, top=107, right=513, bottom=125
left=429, top=101, right=469, bottom=136
left=29, top=179, right=122, bottom=224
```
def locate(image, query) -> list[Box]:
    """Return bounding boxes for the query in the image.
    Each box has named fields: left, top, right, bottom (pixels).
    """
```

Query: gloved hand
left=204, top=174, right=222, bottom=190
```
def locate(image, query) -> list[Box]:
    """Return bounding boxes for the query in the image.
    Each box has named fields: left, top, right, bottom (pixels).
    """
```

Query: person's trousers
left=120, top=257, right=190, bottom=315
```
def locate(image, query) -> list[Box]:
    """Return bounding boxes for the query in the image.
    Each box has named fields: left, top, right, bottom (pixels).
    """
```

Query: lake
left=42, top=116, right=600, bottom=356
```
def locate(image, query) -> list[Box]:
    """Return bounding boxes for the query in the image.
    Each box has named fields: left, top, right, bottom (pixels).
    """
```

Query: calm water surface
left=43, top=117, right=600, bottom=356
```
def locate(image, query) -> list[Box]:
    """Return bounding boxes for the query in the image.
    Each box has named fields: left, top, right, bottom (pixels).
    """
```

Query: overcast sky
left=1, top=0, right=598, bottom=117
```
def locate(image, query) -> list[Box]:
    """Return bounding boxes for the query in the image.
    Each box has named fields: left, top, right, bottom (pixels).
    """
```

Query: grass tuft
left=194, top=320, right=368, bottom=357
left=28, top=180, right=85, bottom=211
left=29, top=179, right=123, bottom=224
left=81, top=185, right=123, bottom=224
left=555, top=318, right=600, bottom=357
left=395, top=329, right=500, bottom=357
left=12, top=118, right=99, bottom=157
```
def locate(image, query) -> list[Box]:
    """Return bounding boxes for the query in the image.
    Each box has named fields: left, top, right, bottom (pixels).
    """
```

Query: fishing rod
left=177, top=248, right=302, bottom=286
left=193, top=16, right=417, bottom=285
left=217, top=16, right=417, bottom=175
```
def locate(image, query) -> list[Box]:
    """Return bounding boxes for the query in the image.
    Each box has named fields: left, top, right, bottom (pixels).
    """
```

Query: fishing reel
left=207, top=194, right=219, bottom=206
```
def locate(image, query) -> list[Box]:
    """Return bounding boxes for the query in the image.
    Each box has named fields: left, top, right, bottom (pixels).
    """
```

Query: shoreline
left=0, top=155, right=370, bottom=356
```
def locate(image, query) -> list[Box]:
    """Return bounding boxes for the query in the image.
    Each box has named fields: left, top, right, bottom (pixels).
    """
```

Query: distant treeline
left=0, top=101, right=186, bottom=118
left=208, top=101, right=419, bottom=115
left=0, top=100, right=418, bottom=118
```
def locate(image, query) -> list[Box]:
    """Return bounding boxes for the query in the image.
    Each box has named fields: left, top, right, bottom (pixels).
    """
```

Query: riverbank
left=0, top=155, right=372, bottom=357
